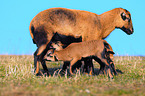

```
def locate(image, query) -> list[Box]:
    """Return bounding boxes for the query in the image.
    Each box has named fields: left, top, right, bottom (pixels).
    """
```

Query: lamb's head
left=44, top=49, right=58, bottom=61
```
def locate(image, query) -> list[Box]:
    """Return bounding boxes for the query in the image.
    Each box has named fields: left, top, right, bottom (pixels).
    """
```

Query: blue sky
left=0, top=0, right=145, bottom=56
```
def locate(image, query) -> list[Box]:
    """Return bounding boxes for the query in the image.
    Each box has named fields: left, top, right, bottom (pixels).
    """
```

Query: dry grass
left=0, top=55, right=145, bottom=96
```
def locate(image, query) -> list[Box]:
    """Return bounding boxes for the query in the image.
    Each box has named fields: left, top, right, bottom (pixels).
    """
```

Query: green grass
left=0, top=55, right=145, bottom=96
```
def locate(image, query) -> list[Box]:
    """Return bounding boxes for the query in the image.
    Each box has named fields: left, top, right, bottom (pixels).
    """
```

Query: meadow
left=0, top=55, right=145, bottom=96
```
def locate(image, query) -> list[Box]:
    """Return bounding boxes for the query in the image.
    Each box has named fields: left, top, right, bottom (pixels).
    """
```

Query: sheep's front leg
left=94, top=56, right=113, bottom=79
left=70, top=58, right=79, bottom=75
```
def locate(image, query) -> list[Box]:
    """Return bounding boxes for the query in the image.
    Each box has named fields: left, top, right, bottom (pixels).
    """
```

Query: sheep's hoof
left=70, top=72, right=74, bottom=76
left=44, top=72, right=51, bottom=77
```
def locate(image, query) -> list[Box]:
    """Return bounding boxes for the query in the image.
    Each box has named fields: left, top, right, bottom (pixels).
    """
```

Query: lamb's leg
left=70, top=58, right=79, bottom=75
left=62, top=61, right=82, bottom=74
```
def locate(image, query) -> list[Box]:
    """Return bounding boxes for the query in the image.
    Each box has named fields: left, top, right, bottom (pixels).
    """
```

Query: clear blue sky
left=1, top=0, right=145, bottom=56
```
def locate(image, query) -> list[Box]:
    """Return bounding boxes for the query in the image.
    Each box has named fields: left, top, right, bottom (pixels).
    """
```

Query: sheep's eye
left=121, top=12, right=126, bottom=21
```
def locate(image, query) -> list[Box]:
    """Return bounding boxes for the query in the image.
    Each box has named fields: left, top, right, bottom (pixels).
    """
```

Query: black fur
left=54, top=55, right=58, bottom=61
left=121, top=26, right=132, bottom=35
left=104, top=41, right=110, bottom=49
left=30, top=25, right=36, bottom=44
left=32, top=26, right=48, bottom=47
left=51, top=32, right=82, bottom=48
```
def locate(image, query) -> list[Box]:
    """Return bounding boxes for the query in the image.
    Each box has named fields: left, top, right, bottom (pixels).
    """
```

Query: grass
left=0, top=55, right=145, bottom=96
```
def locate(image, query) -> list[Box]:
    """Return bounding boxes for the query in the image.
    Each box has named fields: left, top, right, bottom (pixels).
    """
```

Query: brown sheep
left=44, top=40, right=114, bottom=78
left=29, top=8, right=133, bottom=75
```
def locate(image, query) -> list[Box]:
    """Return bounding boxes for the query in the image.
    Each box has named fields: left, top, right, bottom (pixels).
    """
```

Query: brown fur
left=44, top=40, right=114, bottom=78
left=29, top=8, right=133, bottom=75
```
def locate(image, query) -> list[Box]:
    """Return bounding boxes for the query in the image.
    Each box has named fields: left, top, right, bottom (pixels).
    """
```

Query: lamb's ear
left=108, top=51, right=115, bottom=54
left=56, top=41, right=64, bottom=47
left=47, top=51, right=52, bottom=56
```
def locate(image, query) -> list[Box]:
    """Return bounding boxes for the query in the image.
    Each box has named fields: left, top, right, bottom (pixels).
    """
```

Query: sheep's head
left=116, top=8, right=134, bottom=35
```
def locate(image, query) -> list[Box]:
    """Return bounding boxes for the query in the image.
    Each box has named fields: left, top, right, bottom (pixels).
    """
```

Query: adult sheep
left=29, top=8, right=134, bottom=75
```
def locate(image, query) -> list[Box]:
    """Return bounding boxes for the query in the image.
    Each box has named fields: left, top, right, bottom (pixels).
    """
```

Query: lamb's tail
left=103, top=40, right=115, bottom=55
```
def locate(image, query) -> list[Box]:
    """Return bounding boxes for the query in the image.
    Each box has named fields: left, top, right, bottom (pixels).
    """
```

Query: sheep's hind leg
left=94, top=56, right=113, bottom=79
left=101, top=59, right=113, bottom=79
left=83, top=58, right=94, bottom=75
left=110, top=62, right=117, bottom=75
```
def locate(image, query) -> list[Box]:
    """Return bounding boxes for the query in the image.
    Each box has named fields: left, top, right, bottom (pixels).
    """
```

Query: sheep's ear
left=121, top=12, right=126, bottom=21
left=108, top=51, right=115, bottom=54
